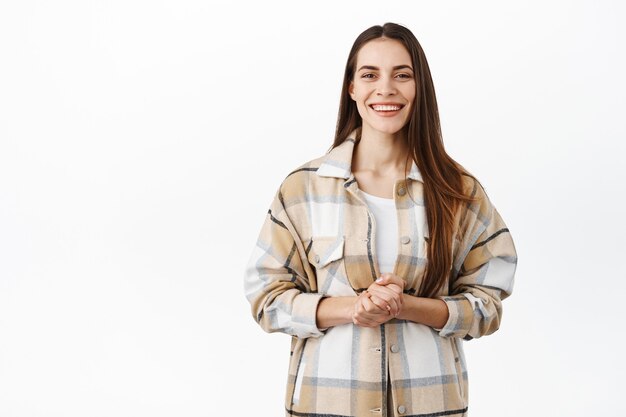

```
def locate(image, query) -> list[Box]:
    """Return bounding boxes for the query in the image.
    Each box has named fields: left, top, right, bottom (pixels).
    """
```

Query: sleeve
left=437, top=192, right=518, bottom=340
left=243, top=188, right=326, bottom=339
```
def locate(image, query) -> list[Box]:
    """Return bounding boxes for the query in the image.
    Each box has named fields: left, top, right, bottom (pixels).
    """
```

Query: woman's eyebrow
left=357, top=65, right=414, bottom=72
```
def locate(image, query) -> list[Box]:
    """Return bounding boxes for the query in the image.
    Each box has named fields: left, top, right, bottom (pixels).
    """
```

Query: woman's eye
left=396, top=73, right=412, bottom=79
left=361, top=73, right=376, bottom=79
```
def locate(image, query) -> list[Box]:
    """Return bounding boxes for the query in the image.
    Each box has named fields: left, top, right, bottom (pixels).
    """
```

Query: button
left=397, top=187, right=406, bottom=196
left=314, top=255, right=320, bottom=263
left=400, top=236, right=410, bottom=244
left=390, top=344, right=399, bottom=353
left=398, top=405, right=407, bottom=414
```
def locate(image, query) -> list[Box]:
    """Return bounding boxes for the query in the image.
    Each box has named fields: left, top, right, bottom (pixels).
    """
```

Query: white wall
left=1, top=1, right=624, bottom=416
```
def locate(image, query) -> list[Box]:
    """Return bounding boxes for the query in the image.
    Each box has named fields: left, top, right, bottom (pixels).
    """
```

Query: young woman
left=244, top=22, right=517, bottom=417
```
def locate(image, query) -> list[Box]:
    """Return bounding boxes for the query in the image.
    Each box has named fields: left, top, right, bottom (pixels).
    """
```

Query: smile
left=369, top=104, right=404, bottom=112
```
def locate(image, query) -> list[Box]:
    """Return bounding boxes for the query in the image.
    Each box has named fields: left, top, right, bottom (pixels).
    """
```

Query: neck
left=353, top=126, right=410, bottom=176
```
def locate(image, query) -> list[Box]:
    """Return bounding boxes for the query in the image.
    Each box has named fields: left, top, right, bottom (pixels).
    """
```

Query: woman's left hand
left=366, top=273, right=405, bottom=317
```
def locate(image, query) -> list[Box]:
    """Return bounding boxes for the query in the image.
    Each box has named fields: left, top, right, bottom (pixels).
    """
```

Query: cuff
left=437, top=294, right=474, bottom=338
left=290, top=292, right=327, bottom=338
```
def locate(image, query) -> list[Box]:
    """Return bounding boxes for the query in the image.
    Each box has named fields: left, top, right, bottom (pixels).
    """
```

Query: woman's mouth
left=369, top=103, right=405, bottom=116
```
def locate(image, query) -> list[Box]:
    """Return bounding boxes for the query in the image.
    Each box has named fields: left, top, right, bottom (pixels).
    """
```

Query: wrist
left=316, top=296, right=358, bottom=329
left=397, top=293, right=412, bottom=321
left=395, top=295, right=449, bottom=329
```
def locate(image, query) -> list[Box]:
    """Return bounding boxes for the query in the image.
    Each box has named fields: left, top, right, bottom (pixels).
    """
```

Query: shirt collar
left=317, top=129, right=424, bottom=183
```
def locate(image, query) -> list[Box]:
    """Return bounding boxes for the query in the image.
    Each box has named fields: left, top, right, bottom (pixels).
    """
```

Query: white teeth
left=371, top=104, right=402, bottom=111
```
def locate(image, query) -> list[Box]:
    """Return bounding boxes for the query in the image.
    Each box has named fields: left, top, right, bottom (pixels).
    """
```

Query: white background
left=1, top=1, right=625, bottom=416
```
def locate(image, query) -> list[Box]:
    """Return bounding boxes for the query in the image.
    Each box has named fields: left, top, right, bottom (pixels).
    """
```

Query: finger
left=354, top=296, right=368, bottom=314
left=356, top=294, right=391, bottom=324
left=368, top=294, right=391, bottom=313
left=370, top=283, right=399, bottom=299
left=388, top=297, right=400, bottom=316
left=352, top=310, right=380, bottom=327
left=368, top=286, right=402, bottom=314
left=378, top=282, right=403, bottom=295
left=362, top=295, right=385, bottom=314
left=353, top=310, right=386, bottom=327
left=382, top=295, right=400, bottom=316
left=363, top=297, right=392, bottom=319
left=355, top=292, right=369, bottom=308
left=385, top=284, right=404, bottom=297
left=370, top=289, right=399, bottom=316
left=354, top=317, right=378, bottom=327
left=376, top=273, right=406, bottom=290
left=355, top=296, right=382, bottom=318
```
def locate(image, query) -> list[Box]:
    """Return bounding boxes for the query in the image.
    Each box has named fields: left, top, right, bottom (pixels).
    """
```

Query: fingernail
left=376, top=277, right=383, bottom=283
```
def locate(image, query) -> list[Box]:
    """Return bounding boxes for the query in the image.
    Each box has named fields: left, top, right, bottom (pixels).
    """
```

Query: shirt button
left=398, top=405, right=407, bottom=414
left=400, top=236, right=410, bottom=244
left=397, top=187, right=406, bottom=196
left=314, top=255, right=320, bottom=263
left=390, top=344, right=399, bottom=353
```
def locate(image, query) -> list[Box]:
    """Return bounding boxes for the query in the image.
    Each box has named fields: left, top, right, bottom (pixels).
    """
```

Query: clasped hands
left=352, top=273, right=405, bottom=327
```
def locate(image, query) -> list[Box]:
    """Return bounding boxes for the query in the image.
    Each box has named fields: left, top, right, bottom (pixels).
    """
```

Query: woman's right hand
left=352, top=290, right=392, bottom=327
left=365, top=273, right=405, bottom=317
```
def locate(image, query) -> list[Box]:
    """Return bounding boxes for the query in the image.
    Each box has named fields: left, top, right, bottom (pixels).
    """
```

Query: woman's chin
left=363, top=122, right=407, bottom=137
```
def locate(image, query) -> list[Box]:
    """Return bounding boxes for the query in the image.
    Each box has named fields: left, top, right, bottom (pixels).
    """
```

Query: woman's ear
left=349, top=82, right=355, bottom=100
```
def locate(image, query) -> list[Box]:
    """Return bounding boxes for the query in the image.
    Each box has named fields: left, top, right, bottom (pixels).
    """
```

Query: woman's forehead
left=355, top=38, right=412, bottom=69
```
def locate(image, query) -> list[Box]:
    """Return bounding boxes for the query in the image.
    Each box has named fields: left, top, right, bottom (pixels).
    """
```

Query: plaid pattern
left=244, top=133, right=517, bottom=417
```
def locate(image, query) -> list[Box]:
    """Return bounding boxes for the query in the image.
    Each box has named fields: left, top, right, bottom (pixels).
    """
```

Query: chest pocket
left=307, top=236, right=353, bottom=296
left=308, top=236, right=344, bottom=268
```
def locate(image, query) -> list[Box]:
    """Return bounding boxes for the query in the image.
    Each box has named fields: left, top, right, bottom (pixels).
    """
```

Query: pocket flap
left=308, top=236, right=344, bottom=268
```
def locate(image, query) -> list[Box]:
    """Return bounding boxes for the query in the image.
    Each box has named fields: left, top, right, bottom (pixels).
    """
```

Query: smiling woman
left=350, top=38, right=416, bottom=137
left=244, top=22, right=517, bottom=417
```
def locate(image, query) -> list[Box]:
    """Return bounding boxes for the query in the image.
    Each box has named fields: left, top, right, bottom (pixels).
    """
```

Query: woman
left=244, top=22, right=517, bottom=417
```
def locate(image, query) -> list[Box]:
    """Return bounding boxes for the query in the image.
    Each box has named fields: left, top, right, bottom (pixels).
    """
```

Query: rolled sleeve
left=277, top=292, right=327, bottom=338
left=437, top=191, right=517, bottom=340
left=244, top=189, right=326, bottom=339
left=438, top=295, right=475, bottom=338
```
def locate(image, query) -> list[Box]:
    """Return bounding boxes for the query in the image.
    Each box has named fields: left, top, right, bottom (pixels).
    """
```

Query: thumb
left=376, top=273, right=405, bottom=289
left=375, top=273, right=392, bottom=284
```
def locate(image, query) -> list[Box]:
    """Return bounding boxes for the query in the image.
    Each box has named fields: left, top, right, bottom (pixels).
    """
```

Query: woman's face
left=349, top=37, right=416, bottom=136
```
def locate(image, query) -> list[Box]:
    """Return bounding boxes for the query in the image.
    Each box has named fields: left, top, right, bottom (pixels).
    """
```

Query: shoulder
left=458, top=169, right=496, bottom=229
left=454, top=162, right=490, bottom=204
left=277, top=152, right=334, bottom=197
left=278, top=137, right=356, bottom=195
left=461, top=172, right=487, bottom=201
left=285, top=154, right=327, bottom=181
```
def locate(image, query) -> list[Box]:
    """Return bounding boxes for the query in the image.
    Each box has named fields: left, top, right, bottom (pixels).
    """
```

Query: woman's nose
left=376, top=77, right=397, bottom=96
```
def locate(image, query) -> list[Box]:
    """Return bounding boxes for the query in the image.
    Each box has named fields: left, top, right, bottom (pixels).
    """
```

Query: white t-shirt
left=360, top=190, right=398, bottom=274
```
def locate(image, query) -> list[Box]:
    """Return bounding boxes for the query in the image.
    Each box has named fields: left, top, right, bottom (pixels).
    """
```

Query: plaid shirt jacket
left=244, top=134, right=517, bottom=417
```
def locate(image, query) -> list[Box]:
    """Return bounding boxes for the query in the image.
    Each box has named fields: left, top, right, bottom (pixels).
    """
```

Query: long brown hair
left=332, top=22, right=475, bottom=297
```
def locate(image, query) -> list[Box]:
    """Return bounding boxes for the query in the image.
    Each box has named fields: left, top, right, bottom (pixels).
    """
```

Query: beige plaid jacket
left=244, top=133, right=517, bottom=417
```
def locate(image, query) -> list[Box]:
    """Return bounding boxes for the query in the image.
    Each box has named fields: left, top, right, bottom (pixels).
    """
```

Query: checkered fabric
left=244, top=132, right=517, bottom=417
